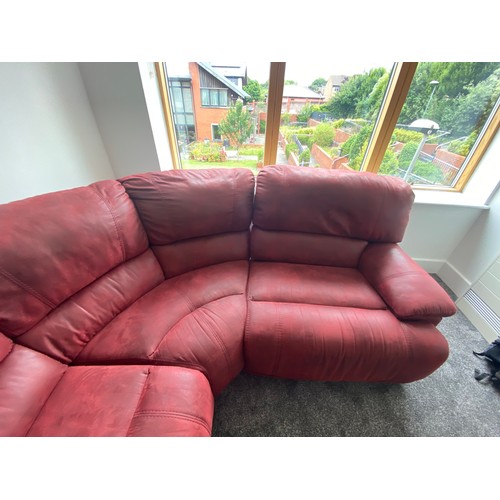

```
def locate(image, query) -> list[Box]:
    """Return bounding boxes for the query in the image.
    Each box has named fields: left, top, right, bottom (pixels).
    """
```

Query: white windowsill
left=413, top=188, right=489, bottom=209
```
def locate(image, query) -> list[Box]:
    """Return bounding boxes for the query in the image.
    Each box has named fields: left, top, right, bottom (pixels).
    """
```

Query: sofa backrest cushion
left=0, top=181, right=164, bottom=361
left=120, top=168, right=255, bottom=278
left=0, top=333, right=67, bottom=436
left=251, top=165, right=414, bottom=266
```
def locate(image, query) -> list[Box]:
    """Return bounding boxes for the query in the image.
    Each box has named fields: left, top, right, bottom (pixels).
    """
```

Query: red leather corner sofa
left=0, top=165, right=456, bottom=436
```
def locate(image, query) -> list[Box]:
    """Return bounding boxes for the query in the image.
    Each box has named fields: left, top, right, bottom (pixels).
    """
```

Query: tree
left=309, top=78, right=326, bottom=94
left=323, top=68, right=388, bottom=119
left=218, top=99, right=253, bottom=151
left=243, top=78, right=264, bottom=102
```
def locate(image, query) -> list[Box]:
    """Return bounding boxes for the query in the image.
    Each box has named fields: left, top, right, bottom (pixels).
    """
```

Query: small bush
left=296, top=134, right=315, bottom=149
left=379, top=149, right=398, bottom=175
left=392, top=128, right=423, bottom=144
left=281, top=113, right=292, bottom=125
left=189, top=142, right=227, bottom=162
left=412, top=161, right=444, bottom=184
left=312, top=122, right=335, bottom=148
left=448, top=131, right=478, bottom=157
left=299, top=148, right=310, bottom=163
left=285, top=143, right=299, bottom=159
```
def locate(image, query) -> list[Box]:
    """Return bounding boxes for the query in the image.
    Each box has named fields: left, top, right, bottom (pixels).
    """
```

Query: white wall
left=439, top=185, right=500, bottom=297
left=401, top=203, right=484, bottom=273
left=137, top=62, right=174, bottom=171
left=0, top=63, right=115, bottom=204
left=401, top=126, right=500, bottom=281
left=78, top=62, right=162, bottom=178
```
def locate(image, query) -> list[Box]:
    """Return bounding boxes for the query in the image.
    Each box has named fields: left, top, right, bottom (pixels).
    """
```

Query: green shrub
left=341, top=125, right=373, bottom=169
left=188, top=141, right=227, bottom=162
left=281, top=113, right=292, bottom=125
left=297, top=103, right=315, bottom=123
left=397, top=141, right=420, bottom=168
left=312, top=122, right=335, bottom=148
left=296, top=134, right=315, bottom=149
left=379, top=149, right=398, bottom=175
left=412, top=161, right=444, bottom=184
left=448, top=131, right=478, bottom=156
left=392, top=128, right=423, bottom=144
left=299, top=148, right=310, bottom=163
left=259, top=119, right=266, bottom=134
left=285, top=142, right=299, bottom=158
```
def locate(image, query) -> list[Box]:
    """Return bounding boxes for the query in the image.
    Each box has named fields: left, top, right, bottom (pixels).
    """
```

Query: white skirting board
left=457, top=290, right=500, bottom=343
left=442, top=256, right=500, bottom=343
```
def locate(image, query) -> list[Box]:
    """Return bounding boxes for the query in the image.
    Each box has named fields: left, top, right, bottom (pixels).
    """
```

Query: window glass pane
left=182, top=87, right=193, bottom=112
left=276, top=61, right=393, bottom=170
left=201, top=88, right=210, bottom=106
left=172, top=87, right=184, bottom=112
left=379, top=62, right=500, bottom=186
left=210, top=89, right=219, bottom=106
left=219, top=89, right=228, bottom=107
left=165, top=61, right=270, bottom=174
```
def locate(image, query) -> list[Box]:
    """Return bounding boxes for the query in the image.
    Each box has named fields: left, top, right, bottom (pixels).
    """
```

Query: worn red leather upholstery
left=0, top=165, right=456, bottom=436
left=0, top=333, right=213, bottom=436
left=246, top=165, right=455, bottom=383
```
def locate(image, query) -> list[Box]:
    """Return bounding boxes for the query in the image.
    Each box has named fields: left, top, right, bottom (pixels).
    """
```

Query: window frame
left=156, top=61, right=499, bottom=191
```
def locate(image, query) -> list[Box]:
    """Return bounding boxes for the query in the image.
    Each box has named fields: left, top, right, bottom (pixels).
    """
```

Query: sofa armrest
left=358, top=243, right=457, bottom=323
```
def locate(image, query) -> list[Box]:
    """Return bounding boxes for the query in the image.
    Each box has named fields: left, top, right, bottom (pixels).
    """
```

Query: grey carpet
left=212, top=276, right=500, bottom=437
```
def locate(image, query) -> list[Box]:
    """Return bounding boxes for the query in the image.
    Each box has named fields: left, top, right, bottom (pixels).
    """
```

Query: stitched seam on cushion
left=129, top=411, right=211, bottom=435
left=376, top=270, right=424, bottom=286
left=399, top=322, right=414, bottom=362
left=244, top=263, right=252, bottom=342
left=193, top=310, right=232, bottom=378
left=248, top=297, right=386, bottom=310
left=0, top=266, right=56, bottom=309
left=25, top=365, right=68, bottom=436
left=90, top=185, right=126, bottom=262
left=126, top=367, right=151, bottom=437
left=148, top=293, right=243, bottom=358
left=272, top=306, right=283, bottom=376
left=231, top=170, right=237, bottom=230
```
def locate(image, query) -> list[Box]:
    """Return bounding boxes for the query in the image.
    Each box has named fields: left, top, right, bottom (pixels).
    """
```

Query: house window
left=168, top=78, right=196, bottom=149
left=201, top=88, right=229, bottom=107
left=212, top=124, right=221, bottom=141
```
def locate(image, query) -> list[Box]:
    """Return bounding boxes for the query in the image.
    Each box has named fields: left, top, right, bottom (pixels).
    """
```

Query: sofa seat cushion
left=248, top=262, right=387, bottom=310
left=245, top=260, right=448, bottom=383
left=244, top=302, right=449, bottom=383
left=28, top=365, right=213, bottom=437
left=75, top=261, right=249, bottom=396
left=0, top=336, right=213, bottom=437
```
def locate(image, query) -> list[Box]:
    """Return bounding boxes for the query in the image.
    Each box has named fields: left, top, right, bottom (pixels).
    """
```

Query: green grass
left=182, top=159, right=259, bottom=175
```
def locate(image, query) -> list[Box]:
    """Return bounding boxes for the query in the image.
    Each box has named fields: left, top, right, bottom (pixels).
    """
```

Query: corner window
left=157, top=61, right=499, bottom=193
left=373, top=63, right=500, bottom=188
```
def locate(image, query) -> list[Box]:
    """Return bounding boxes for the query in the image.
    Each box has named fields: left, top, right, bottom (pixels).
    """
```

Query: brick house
left=168, top=62, right=250, bottom=146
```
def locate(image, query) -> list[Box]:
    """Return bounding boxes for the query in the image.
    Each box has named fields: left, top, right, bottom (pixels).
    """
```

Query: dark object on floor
left=473, top=338, right=500, bottom=386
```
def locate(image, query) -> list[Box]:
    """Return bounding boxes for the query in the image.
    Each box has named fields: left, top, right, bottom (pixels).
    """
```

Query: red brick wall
left=334, top=129, right=352, bottom=144
left=189, top=62, right=229, bottom=141
left=311, top=144, right=333, bottom=169
left=288, top=152, right=300, bottom=166
left=435, top=149, right=465, bottom=168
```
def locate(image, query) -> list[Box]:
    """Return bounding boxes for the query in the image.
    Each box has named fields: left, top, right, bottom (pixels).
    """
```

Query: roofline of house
left=198, top=62, right=250, bottom=100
